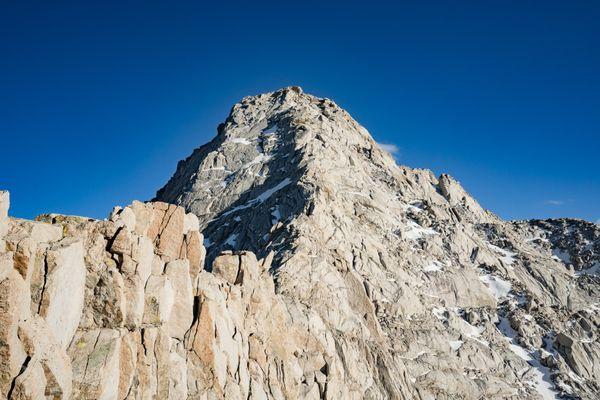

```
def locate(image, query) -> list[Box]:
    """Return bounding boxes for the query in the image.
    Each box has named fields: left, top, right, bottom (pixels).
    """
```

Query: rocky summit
left=1, top=87, right=599, bottom=399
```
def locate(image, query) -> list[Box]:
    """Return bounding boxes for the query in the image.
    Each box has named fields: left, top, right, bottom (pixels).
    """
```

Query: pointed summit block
left=156, top=87, right=402, bottom=259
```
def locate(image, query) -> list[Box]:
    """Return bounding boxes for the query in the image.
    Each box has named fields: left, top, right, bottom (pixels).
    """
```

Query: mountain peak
left=155, top=88, right=399, bottom=259
left=1, top=90, right=598, bottom=399
left=152, top=90, right=599, bottom=399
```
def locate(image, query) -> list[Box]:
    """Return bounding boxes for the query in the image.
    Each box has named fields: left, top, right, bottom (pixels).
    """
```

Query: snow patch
left=404, top=220, right=438, bottom=240
left=227, top=137, right=252, bottom=145
left=219, top=178, right=292, bottom=218
left=552, top=248, right=571, bottom=264
left=432, top=307, right=447, bottom=320
left=462, top=320, right=489, bottom=347
left=224, top=233, right=238, bottom=248
left=479, top=274, right=512, bottom=300
left=263, top=124, right=278, bottom=135
left=255, top=179, right=292, bottom=202
left=497, top=317, right=531, bottom=360
left=497, top=317, right=559, bottom=399
left=449, top=340, right=464, bottom=351
left=401, top=201, right=423, bottom=213
left=423, top=261, right=444, bottom=273
left=243, top=153, right=271, bottom=169
left=270, top=205, right=282, bottom=224
left=487, top=243, right=517, bottom=266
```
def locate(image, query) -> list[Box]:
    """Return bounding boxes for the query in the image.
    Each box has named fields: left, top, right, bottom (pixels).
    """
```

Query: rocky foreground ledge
left=0, top=191, right=300, bottom=399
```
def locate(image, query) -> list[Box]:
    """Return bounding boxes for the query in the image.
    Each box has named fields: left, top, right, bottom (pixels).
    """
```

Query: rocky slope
left=1, top=193, right=297, bottom=399
left=1, top=87, right=598, bottom=399
left=156, top=87, right=599, bottom=399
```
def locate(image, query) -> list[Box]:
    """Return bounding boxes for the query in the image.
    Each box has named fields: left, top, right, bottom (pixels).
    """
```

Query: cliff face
left=0, top=87, right=599, bottom=399
left=1, top=195, right=298, bottom=399
left=155, top=87, right=599, bottom=399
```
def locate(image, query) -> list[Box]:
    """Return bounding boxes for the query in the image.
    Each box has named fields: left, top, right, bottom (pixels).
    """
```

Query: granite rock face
left=156, top=88, right=599, bottom=399
left=0, top=88, right=599, bottom=399
left=0, top=198, right=297, bottom=399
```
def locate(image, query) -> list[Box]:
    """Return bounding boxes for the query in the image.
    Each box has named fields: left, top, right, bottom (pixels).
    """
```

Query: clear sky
left=1, top=1, right=598, bottom=222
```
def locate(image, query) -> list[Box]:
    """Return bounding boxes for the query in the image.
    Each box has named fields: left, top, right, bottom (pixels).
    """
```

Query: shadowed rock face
left=155, top=87, right=316, bottom=266
left=0, top=88, right=599, bottom=399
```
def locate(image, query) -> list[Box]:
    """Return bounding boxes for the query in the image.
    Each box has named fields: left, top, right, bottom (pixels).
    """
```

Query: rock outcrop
left=1, top=195, right=312, bottom=399
left=156, top=87, right=599, bottom=399
left=1, top=87, right=599, bottom=399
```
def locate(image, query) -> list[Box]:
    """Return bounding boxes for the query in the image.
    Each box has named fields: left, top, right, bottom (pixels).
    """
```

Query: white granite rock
left=0, top=88, right=598, bottom=399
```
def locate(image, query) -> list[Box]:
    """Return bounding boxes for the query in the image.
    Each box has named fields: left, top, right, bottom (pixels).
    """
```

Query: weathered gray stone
left=142, top=274, right=175, bottom=326
left=39, top=239, right=86, bottom=349
left=164, top=259, right=193, bottom=339
left=212, top=252, right=240, bottom=284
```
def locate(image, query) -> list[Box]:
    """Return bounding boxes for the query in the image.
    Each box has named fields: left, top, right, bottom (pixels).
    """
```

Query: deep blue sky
left=1, top=1, right=598, bottom=222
